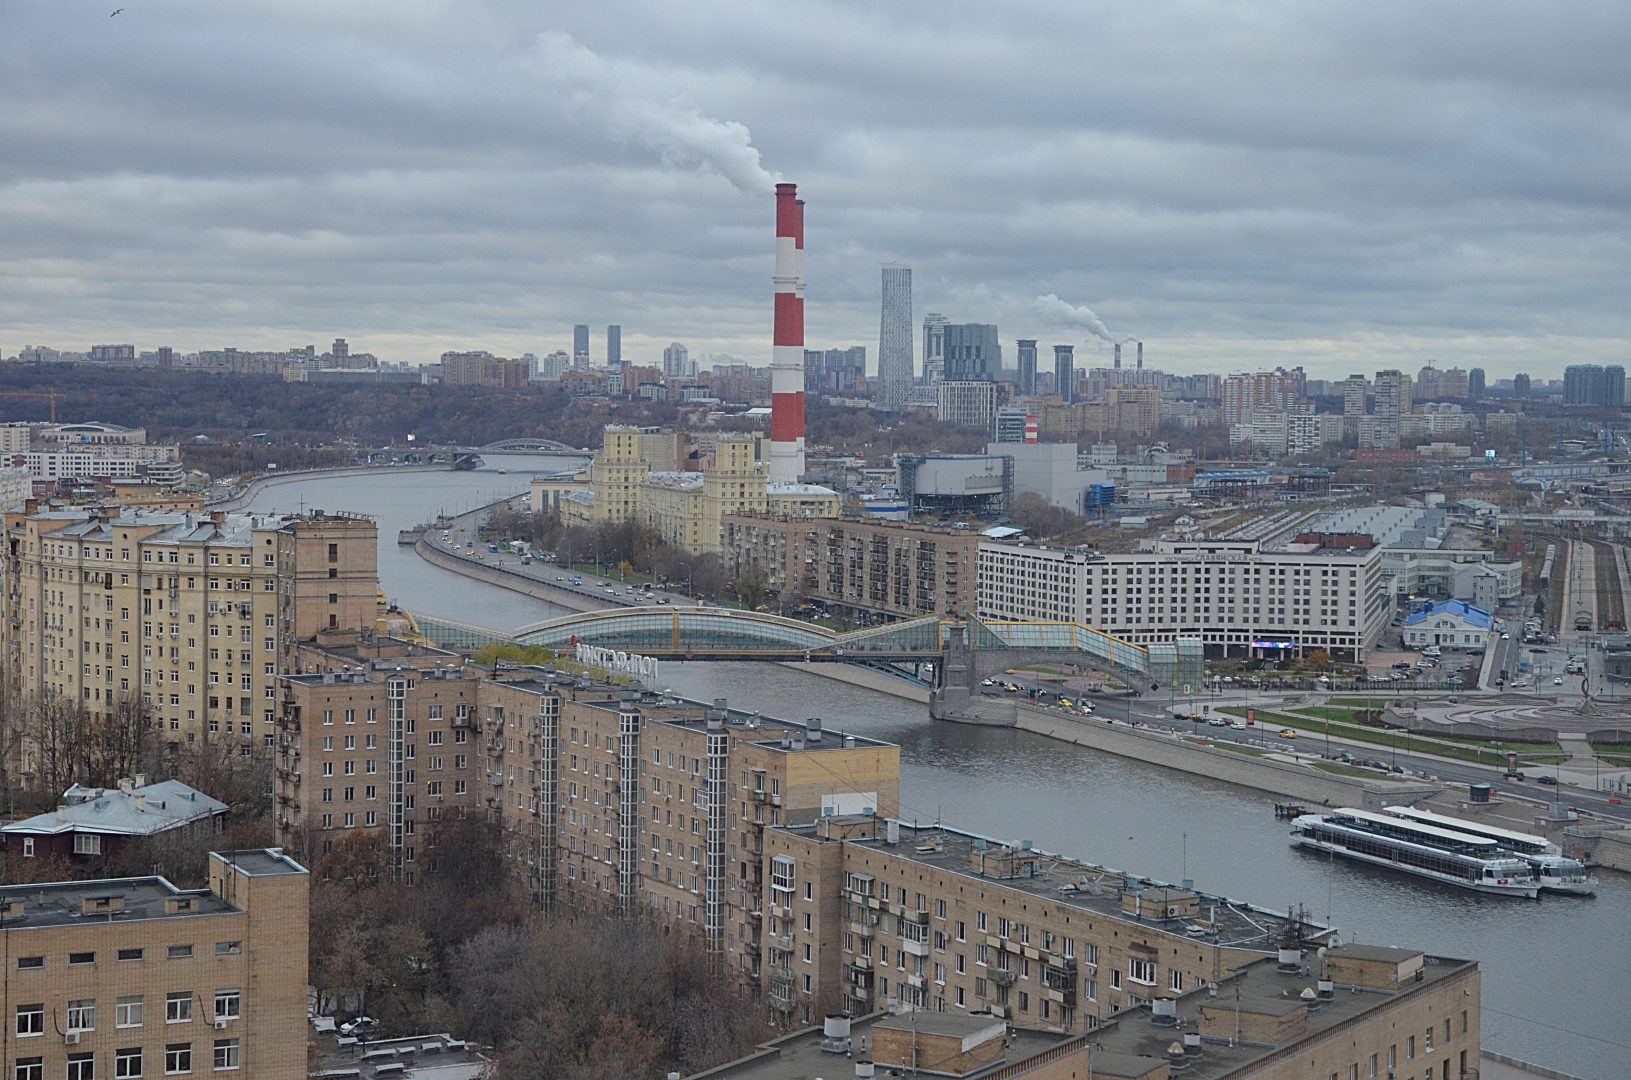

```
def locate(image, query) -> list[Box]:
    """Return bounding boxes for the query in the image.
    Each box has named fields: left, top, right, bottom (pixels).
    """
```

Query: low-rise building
left=718, top=515, right=983, bottom=620
left=0, top=849, right=309, bottom=1080
left=2, top=777, right=227, bottom=867
left=1401, top=600, right=1492, bottom=651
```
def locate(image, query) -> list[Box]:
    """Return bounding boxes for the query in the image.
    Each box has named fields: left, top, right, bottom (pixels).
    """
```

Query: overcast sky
left=4, top=1, right=1629, bottom=379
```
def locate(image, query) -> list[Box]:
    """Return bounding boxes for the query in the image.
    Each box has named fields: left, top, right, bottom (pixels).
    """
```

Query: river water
left=250, top=458, right=1628, bottom=1078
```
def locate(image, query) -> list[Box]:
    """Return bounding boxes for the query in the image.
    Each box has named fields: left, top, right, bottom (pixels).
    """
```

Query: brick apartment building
left=718, top=516, right=982, bottom=621
left=0, top=503, right=377, bottom=748
left=0, top=849, right=309, bottom=1080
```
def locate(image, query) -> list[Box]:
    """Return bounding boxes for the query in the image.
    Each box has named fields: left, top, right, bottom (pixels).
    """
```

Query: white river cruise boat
left=1382, top=805, right=1596, bottom=896
left=1290, top=807, right=1540, bottom=898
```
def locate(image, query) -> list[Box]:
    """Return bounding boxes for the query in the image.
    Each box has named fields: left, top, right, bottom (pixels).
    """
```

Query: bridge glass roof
left=515, top=608, right=835, bottom=655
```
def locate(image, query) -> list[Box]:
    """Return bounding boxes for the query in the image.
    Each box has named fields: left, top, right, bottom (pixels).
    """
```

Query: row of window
left=14, top=1038, right=237, bottom=1078
left=14, top=942, right=240, bottom=970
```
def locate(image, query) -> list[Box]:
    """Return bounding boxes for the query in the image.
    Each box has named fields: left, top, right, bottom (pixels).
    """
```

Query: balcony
left=901, top=937, right=929, bottom=958
left=989, top=968, right=1017, bottom=987
left=848, top=955, right=873, bottom=972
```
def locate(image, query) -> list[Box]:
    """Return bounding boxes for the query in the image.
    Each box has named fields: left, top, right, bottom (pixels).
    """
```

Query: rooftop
left=791, top=820, right=1328, bottom=952
left=0, top=875, right=235, bottom=930
left=1081, top=949, right=1478, bottom=1080
left=1403, top=599, right=1492, bottom=629
left=309, top=1026, right=489, bottom=1080
left=688, top=1010, right=1068, bottom=1080
left=3, top=778, right=226, bottom=838
left=213, top=848, right=307, bottom=877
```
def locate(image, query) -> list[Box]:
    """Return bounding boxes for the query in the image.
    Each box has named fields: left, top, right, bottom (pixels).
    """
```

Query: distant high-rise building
left=662, top=342, right=689, bottom=378
left=606, top=324, right=622, bottom=368
left=1016, top=340, right=1038, bottom=396
left=1563, top=364, right=1626, bottom=408
left=1513, top=372, right=1531, bottom=398
left=157, top=346, right=174, bottom=368
left=805, top=346, right=867, bottom=393
left=88, top=344, right=135, bottom=363
left=878, top=265, right=913, bottom=408
left=937, top=380, right=999, bottom=434
left=1342, top=374, right=1369, bottom=418
left=942, top=324, right=1000, bottom=381
left=921, top=313, right=948, bottom=376
left=331, top=337, right=349, bottom=365
left=1222, top=368, right=1306, bottom=426
left=1053, top=345, right=1076, bottom=404
left=573, top=324, right=590, bottom=369
left=1373, top=369, right=1410, bottom=448
left=1467, top=367, right=1486, bottom=400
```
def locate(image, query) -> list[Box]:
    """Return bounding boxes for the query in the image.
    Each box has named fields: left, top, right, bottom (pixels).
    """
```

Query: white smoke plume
left=1034, top=293, right=1116, bottom=343
left=531, top=32, right=779, bottom=196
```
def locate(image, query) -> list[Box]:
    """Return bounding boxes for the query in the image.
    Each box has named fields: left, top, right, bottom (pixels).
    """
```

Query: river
left=250, top=458, right=1628, bottom=1079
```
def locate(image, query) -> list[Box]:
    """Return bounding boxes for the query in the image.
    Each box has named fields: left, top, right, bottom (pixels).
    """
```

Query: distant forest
left=0, top=363, right=678, bottom=448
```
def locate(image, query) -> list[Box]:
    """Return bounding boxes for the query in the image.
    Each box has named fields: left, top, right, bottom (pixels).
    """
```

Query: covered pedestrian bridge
left=408, top=607, right=1200, bottom=690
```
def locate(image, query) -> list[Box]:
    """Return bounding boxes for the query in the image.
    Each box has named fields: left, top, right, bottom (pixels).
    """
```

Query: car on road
left=1057, top=698, right=1075, bottom=708
left=1228, top=720, right=1246, bottom=730
left=656, top=597, right=670, bottom=604
left=981, top=678, right=996, bottom=687
left=1277, top=728, right=1298, bottom=739
left=1208, top=718, right=1228, bottom=727
left=1537, top=775, right=1558, bottom=786
left=1553, top=675, right=1564, bottom=685
left=1003, top=683, right=1021, bottom=692
left=1504, top=769, right=1525, bottom=781
left=339, top=1017, right=377, bottom=1038
left=1500, top=632, right=1510, bottom=639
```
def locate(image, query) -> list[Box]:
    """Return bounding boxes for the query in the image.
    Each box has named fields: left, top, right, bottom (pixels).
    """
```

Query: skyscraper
left=1513, top=373, right=1531, bottom=399
left=942, top=324, right=1000, bottom=381
left=1016, top=340, right=1038, bottom=396
left=572, top=324, right=590, bottom=369
left=878, top=265, right=913, bottom=408
left=1467, top=367, right=1486, bottom=400
left=663, top=342, right=689, bottom=378
left=1342, top=374, right=1369, bottom=418
left=1054, top=345, right=1075, bottom=404
left=607, top=324, right=622, bottom=368
left=922, top=313, right=949, bottom=376
left=1373, top=369, right=1410, bottom=448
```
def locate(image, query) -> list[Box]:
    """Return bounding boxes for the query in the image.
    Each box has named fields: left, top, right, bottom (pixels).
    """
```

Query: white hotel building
left=977, top=537, right=1391, bottom=661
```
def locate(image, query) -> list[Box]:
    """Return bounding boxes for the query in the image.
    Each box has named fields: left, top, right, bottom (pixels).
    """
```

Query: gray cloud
left=2, top=0, right=1630, bottom=377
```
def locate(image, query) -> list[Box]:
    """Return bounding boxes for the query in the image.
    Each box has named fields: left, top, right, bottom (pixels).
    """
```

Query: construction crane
left=0, top=389, right=60, bottom=424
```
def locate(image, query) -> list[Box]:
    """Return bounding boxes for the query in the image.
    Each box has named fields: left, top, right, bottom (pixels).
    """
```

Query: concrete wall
left=942, top=696, right=1441, bottom=807
left=1564, top=824, right=1631, bottom=872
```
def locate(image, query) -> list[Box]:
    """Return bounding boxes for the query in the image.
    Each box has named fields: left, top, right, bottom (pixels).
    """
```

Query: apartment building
left=562, top=427, right=840, bottom=555
left=698, top=940, right=1480, bottom=1080
left=0, top=848, right=309, bottom=1080
left=277, top=652, right=900, bottom=988
left=717, top=516, right=982, bottom=620
left=977, top=537, right=1389, bottom=661
left=760, top=815, right=1342, bottom=1031
left=1, top=503, right=377, bottom=747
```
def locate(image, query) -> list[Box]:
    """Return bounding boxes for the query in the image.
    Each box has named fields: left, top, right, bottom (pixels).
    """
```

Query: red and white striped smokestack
left=769, top=182, right=805, bottom=484
left=1137, top=341, right=1143, bottom=370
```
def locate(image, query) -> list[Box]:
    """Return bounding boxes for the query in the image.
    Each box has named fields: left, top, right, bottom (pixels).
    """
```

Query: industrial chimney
left=1137, top=341, right=1143, bottom=370
left=769, top=183, right=806, bottom=484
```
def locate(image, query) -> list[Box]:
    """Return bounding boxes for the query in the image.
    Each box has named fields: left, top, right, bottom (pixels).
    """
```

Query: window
left=214, top=941, right=241, bottom=956
left=66, top=1057, right=94, bottom=1080
left=15, top=956, right=42, bottom=970
left=167, top=944, right=193, bottom=960
left=67, top=999, right=96, bottom=1031
left=73, top=835, right=100, bottom=856
left=1169, top=969, right=1183, bottom=992
left=117, top=948, right=144, bottom=962
left=165, top=1045, right=192, bottom=1075
left=212, top=990, right=239, bottom=1021
left=117, top=996, right=145, bottom=1028
left=21, top=837, right=32, bottom=857
left=212, top=1038, right=240, bottom=1070
left=1127, top=957, right=1156, bottom=985
left=69, top=951, right=96, bottom=965
left=15, top=1003, right=43, bottom=1037
left=115, top=1048, right=143, bottom=1078
left=14, top=1058, right=43, bottom=1080
left=166, top=993, right=192, bottom=1024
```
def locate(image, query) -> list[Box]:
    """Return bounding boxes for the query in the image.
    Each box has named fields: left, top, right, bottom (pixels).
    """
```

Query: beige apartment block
left=0, top=503, right=377, bottom=750
left=718, top=515, right=983, bottom=620
left=560, top=426, right=840, bottom=554
left=276, top=654, right=900, bottom=994
left=0, top=848, right=310, bottom=1080
left=759, top=815, right=1336, bottom=1031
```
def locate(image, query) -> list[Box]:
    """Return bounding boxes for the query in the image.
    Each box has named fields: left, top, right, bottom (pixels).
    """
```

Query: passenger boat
left=1290, top=807, right=1540, bottom=897
left=1382, top=805, right=1596, bottom=896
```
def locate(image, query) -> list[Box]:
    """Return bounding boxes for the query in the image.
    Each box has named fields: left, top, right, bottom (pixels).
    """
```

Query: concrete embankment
left=413, top=536, right=931, bottom=703
left=940, top=695, right=1440, bottom=807
left=208, top=464, right=442, bottom=510
left=1563, top=823, right=1631, bottom=872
